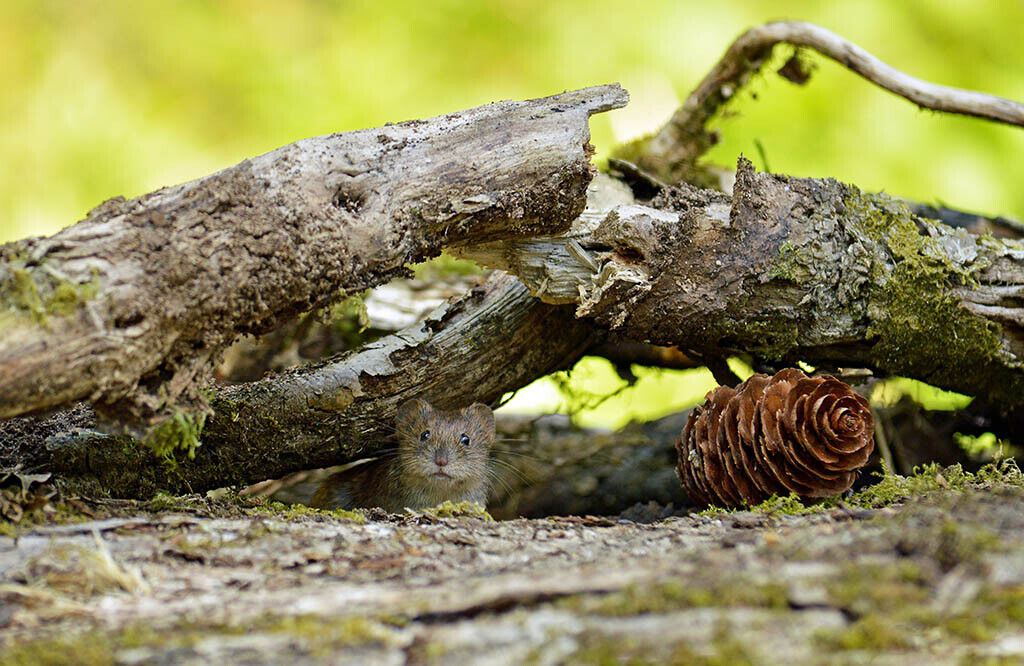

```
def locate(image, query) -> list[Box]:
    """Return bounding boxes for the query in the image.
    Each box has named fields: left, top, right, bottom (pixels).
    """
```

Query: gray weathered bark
left=0, top=85, right=627, bottom=432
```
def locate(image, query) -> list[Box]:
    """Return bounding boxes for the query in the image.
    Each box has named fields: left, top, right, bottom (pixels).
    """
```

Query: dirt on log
left=0, top=85, right=627, bottom=433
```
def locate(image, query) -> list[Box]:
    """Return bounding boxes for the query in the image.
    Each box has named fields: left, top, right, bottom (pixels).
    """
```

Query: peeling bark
left=0, top=85, right=627, bottom=430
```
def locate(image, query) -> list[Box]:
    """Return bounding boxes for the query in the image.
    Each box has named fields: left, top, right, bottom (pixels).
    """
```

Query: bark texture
left=0, top=85, right=627, bottom=430
left=459, top=159, right=1024, bottom=406
left=0, top=273, right=595, bottom=498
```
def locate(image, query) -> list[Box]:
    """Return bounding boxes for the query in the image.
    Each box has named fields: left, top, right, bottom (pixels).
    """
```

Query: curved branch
left=638, top=20, right=1024, bottom=183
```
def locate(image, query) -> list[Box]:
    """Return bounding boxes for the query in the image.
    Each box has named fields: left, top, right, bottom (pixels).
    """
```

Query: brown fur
left=311, top=399, right=494, bottom=512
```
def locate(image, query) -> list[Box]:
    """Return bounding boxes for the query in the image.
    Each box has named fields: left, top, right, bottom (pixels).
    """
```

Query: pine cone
left=675, top=368, right=874, bottom=508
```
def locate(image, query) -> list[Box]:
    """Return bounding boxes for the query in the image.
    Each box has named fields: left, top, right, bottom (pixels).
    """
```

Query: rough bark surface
left=459, top=159, right=1024, bottom=406
left=0, top=273, right=595, bottom=498
left=0, top=85, right=627, bottom=429
left=2, top=483, right=1023, bottom=664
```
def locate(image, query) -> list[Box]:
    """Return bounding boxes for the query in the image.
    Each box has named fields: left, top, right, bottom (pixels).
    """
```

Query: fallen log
left=456, top=159, right=1024, bottom=406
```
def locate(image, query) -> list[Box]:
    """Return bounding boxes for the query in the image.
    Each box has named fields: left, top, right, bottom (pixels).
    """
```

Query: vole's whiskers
left=488, top=458, right=533, bottom=484
left=484, top=468, right=517, bottom=497
left=490, top=447, right=542, bottom=462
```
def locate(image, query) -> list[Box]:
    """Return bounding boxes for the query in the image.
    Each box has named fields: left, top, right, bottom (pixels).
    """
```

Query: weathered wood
left=0, top=85, right=628, bottom=431
left=457, top=159, right=1024, bottom=406
left=0, top=273, right=595, bottom=498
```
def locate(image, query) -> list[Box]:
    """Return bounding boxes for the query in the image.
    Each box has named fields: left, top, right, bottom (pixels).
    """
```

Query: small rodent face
left=394, top=399, right=494, bottom=487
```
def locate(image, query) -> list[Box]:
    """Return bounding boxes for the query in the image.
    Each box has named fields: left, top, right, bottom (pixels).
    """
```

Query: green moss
left=0, top=614, right=402, bottom=665
left=412, top=500, right=493, bottom=521
left=717, top=311, right=801, bottom=363
left=699, top=492, right=825, bottom=517
left=571, top=624, right=757, bottom=666
left=142, top=409, right=205, bottom=460
left=1, top=258, right=102, bottom=327
left=848, top=460, right=1024, bottom=509
left=265, top=615, right=395, bottom=653
left=767, top=240, right=812, bottom=284
left=6, top=267, right=45, bottom=321
left=249, top=499, right=368, bottom=524
left=412, top=253, right=484, bottom=280
left=670, top=624, right=758, bottom=666
left=827, top=562, right=930, bottom=616
left=0, top=485, right=95, bottom=537
left=949, top=585, right=1024, bottom=639
left=147, top=490, right=190, bottom=512
left=750, top=492, right=823, bottom=515
left=818, top=613, right=911, bottom=651
left=558, top=578, right=788, bottom=616
left=698, top=461, right=1023, bottom=516
left=847, top=190, right=1020, bottom=404
left=818, top=574, right=1024, bottom=653
left=0, top=632, right=115, bottom=666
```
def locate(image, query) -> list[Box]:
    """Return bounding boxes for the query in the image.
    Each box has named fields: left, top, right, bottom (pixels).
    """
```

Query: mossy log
left=0, top=272, right=594, bottom=498
left=0, top=85, right=628, bottom=432
left=457, top=158, right=1024, bottom=406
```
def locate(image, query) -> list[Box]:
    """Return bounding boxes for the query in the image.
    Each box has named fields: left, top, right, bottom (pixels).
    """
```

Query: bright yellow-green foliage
left=2, top=1, right=1021, bottom=244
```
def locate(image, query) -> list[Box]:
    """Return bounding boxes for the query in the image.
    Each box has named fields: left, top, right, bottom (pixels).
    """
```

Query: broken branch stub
left=0, top=84, right=628, bottom=433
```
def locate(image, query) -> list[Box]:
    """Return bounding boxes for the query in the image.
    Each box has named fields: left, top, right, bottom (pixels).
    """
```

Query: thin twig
left=640, top=20, right=1024, bottom=182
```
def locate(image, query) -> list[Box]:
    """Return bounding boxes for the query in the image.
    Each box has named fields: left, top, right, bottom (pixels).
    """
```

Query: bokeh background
left=3, top=0, right=1022, bottom=427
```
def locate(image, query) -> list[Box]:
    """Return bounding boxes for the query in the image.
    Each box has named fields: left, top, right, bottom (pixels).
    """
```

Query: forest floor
left=1, top=464, right=1023, bottom=665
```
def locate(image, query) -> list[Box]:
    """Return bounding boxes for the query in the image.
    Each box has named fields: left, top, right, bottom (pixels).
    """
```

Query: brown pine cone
left=675, top=368, right=875, bottom=508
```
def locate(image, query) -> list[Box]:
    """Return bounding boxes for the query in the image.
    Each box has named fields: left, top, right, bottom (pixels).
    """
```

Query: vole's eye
left=420, top=430, right=430, bottom=442
left=460, top=433, right=470, bottom=447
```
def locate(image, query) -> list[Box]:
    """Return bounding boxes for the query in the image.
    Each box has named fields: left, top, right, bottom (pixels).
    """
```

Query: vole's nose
left=434, top=450, right=449, bottom=467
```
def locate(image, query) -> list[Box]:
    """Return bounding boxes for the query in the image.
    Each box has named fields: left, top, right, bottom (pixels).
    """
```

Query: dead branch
left=636, top=20, right=1024, bottom=184
left=0, top=85, right=627, bottom=432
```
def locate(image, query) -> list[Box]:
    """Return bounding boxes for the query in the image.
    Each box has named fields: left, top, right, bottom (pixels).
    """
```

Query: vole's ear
left=463, top=403, right=495, bottom=438
left=396, top=398, right=432, bottom=424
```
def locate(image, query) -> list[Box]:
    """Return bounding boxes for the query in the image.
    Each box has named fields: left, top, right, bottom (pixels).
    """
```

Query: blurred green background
left=2, top=0, right=1022, bottom=427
